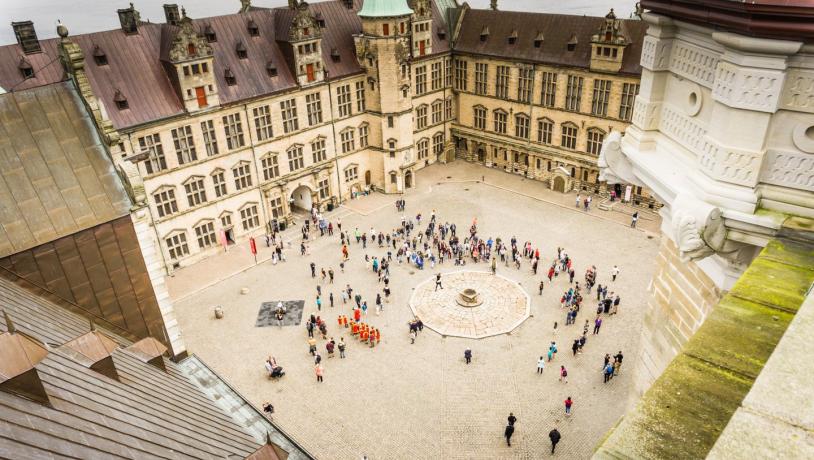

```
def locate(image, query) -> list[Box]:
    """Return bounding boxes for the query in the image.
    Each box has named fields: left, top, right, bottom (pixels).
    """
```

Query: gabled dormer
left=289, top=1, right=324, bottom=85
left=162, top=8, right=219, bottom=112
left=411, top=0, right=432, bottom=57
left=590, top=9, right=627, bottom=74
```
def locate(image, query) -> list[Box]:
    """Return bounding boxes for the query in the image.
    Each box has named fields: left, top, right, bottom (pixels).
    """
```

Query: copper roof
left=0, top=81, right=132, bottom=257
left=126, top=336, right=168, bottom=361
left=0, top=312, right=48, bottom=381
left=454, top=8, right=646, bottom=75
left=641, top=0, right=814, bottom=40
left=58, top=328, right=119, bottom=366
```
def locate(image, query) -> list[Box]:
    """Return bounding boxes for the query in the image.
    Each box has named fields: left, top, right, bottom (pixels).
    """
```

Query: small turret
left=590, top=9, right=628, bottom=73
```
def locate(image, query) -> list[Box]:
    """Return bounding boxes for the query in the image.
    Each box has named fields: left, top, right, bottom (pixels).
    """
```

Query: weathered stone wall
left=635, top=236, right=722, bottom=395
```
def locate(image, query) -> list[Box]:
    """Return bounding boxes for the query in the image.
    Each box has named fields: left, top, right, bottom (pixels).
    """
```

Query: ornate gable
left=168, top=9, right=213, bottom=63
left=290, top=1, right=322, bottom=42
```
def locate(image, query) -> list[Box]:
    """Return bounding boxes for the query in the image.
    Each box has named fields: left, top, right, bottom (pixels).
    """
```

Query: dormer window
left=480, top=26, right=489, bottom=42
left=224, top=67, right=236, bottom=86
left=315, top=13, right=325, bottom=28
left=92, top=45, right=108, bottom=65
left=18, top=57, right=34, bottom=79
left=113, top=89, right=128, bottom=110
left=437, top=28, right=446, bottom=40
left=331, top=48, right=340, bottom=62
left=266, top=61, right=278, bottom=77
left=508, top=30, right=517, bottom=45
left=204, top=24, right=217, bottom=42
left=247, top=19, right=259, bottom=37
left=567, top=34, right=578, bottom=51
left=534, top=32, right=544, bottom=48
left=236, top=41, right=247, bottom=59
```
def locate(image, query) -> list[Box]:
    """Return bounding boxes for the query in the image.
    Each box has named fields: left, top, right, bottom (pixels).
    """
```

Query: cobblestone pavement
left=172, top=162, right=661, bottom=459
left=410, top=271, right=530, bottom=338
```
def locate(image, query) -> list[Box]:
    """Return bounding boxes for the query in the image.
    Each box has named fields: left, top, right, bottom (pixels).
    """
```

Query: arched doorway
left=290, top=185, right=313, bottom=212
left=365, top=170, right=371, bottom=186
left=553, top=176, right=566, bottom=193
left=404, top=171, right=413, bottom=188
left=477, top=148, right=485, bottom=162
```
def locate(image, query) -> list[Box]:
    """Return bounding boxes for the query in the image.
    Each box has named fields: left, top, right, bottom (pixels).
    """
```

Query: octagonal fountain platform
left=408, top=270, right=530, bottom=339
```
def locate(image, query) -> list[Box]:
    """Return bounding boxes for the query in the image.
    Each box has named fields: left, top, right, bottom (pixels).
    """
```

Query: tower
left=355, top=0, right=415, bottom=193
left=411, top=0, right=432, bottom=57
left=289, top=1, right=325, bottom=86
left=590, top=9, right=627, bottom=73
left=162, top=9, right=219, bottom=112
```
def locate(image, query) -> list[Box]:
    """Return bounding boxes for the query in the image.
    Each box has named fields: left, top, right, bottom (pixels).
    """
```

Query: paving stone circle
left=255, top=300, right=305, bottom=327
left=408, top=270, right=531, bottom=339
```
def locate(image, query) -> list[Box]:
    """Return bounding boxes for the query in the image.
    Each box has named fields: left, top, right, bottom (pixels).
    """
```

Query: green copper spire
left=358, top=0, right=413, bottom=18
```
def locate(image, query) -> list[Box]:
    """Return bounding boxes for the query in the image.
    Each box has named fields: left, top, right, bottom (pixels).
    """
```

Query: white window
left=454, top=59, right=467, bottom=91
left=493, top=110, right=507, bottom=134
left=153, top=187, right=178, bottom=218
left=619, top=83, right=639, bottom=121
left=417, top=138, right=428, bottom=159
left=311, top=138, right=327, bottom=163
left=565, top=75, right=584, bottom=112
left=586, top=129, right=605, bottom=155
left=358, top=124, right=369, bottom=148
left=431, top=100, right=442, bottom=124
left=184, top=176, right=207, bottom=207
left=445, top=97, right=453, bottom=120
left=431, top=61, right=441, bottom=90
left=261, top=154, right=280, bottom=181
left=171, top=125, right=197, bottom=165
left=138, top=134, right=167, bottom=174
left=344, top=165, right=358, bottom=182
left=306, top=92, right=323, bottom=125
left=475, top=62, right=488, bottom=95
left=222, top=113, right=245, bottom=150
left=444, top=57, right=452, bottom=87
left=253, top=105, right=273, bottom=141
left=166, top=232, right=189, bottom=260
left=540, top=72, right=557, bottom=107
left=280, top=98, right=299, bottom=134
left=212, top=170, right=227, bottom=197
left=340, top=129, right=355, bottom=153
left=194, top=221, right=217, bottom=249
left=415, top=65, right=427, bottom=95
left=416, top=105, right=428, bottom=130
left=495, top=65, right=510, bottom=99
left=515, top=114, right=529, bottom=139
left=561, top=123, right=578, bottom=149
left=240, top=204, right=260, bottom=231
left=337, top=84, right=352, bottom=117
left=591, top=79, right=612, bottom=116
left=287, top=145, right=305, bottom=171
left=537, top=118, right=553, bottom=144
left=473, top=106, right=486, bottom=130
left=201, top=120, right=219, bottom=156
left=221, top=212, right=232, bottom=228
left=517, top=67, right=533, bottom=103
left=355, top=81, right=366, bottom=112
left=433, top=132, right=444, bottom=156
left=318, top=178, right=329, bottom=199
left=269, top=196, right=284, bottom=219
left=232, top=162, right=253, bottom=190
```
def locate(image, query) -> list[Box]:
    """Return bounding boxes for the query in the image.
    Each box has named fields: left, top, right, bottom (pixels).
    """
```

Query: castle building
left=0, top=0, right=650, bottom=272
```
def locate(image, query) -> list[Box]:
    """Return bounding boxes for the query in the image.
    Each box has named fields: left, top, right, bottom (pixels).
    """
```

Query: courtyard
left=171, top=162, right=661, bottom=459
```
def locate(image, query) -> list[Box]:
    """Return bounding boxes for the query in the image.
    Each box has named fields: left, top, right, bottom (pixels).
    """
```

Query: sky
left=1, top=0, right=639, bottom=45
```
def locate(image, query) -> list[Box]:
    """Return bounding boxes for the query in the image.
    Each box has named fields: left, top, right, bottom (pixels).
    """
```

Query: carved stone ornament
left=394, top=41, right=409, bottom=64
left=597, top=131, right=644, bottom=186
left=169, top=13, right=213, bottom=62
left=290, top=2, right=322, bottom=42
left=671, top=194, right=738, bottom=262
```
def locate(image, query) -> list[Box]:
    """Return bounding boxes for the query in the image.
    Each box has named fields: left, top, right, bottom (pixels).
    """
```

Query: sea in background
left=1, top=0, right=639, bottom=45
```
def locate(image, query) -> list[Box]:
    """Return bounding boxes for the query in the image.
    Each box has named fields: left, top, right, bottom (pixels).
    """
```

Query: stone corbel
left=671, top=194, right=741, bottom=262
left=598, top=131, right=644, bottom=186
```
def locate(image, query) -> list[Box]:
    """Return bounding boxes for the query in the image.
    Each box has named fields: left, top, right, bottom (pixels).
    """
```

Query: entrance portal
left=477, top=148, right=485, bottom=162
left=290, top=185, right=313, bottom=212
left=553, top=176, right=566, bottom=193
left=405, top=171, right=413, bottom=188
left=365, top=170, right=371, bottom=186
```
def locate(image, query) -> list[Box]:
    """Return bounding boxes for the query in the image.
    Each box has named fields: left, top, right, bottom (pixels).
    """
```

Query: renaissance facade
left=0, top=0, right=651, bottom=271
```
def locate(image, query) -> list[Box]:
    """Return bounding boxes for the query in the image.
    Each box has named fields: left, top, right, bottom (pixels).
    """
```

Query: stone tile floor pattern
left=410, top=271, right=530, bottom=338
left=172, top=162, right=662, bottom=459
left=256, top=300, right=305, bottom=327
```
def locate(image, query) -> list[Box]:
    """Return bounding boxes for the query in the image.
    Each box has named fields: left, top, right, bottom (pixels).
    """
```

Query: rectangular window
left=515, top=115, right=529, bottom=139
left=473, top=106, right=486, bottom=130
left=311, top=139, right=327, bottom=163
left=253, top=105, right=273, bottom=141
left=416, top=106, right=428, bottom=130
left=454, top=59, right=468, bottom=91
left=201, top=120, right=219, bottom=156
left=153, top=188, right=178, bottom=218
left=432, top=101, right=442, bottom=125
left=517, top=67, right=533, bottom=103
left=415, top=65, right=427, bottom=95
left=540, top=72, right=557, bottom=107
left=474, top=63, right=488, bottom=95
left=565, top=75, right=584, bottom=112
left=287, top=146, right=305, bottom=171
left=344, top=166, right=358, bottom=182
left=417, top=139, right=428, bottom=159
left=537, top=119, right=553, bottom=144
left=138, top=134, right=167, bottom=174
left=619, top=83, right=640, bottom=121
left=171, top=125, right=197, bottom=165
left=195, top=221, right=217, bottom=249
left=221, top=213, right=232, bottom=228
left=212, top=171, right=227, bottom=197
left=591, top=79, right=612, bottom=116
left=222, top=113, right=245, bottom=150
left=561, top=124, right=578, bottom=149
left=493, top=111, right=507, bottom=134
left=355, top=81, right=366, bottom=112
left=262, top=155, right=280, bottom=181
left=340, top=130, right=355, bottom=153
left=184, top=177, right=207, bottom=207
left=445, top=98, right=453, bottom=120
left=269, top=197, right=284, bottom=219
left=280, top=99, right=299, bottom=134
left=495, top=65, right=510, bottom=99
left=359, top=125, right=369, bottom=148
left=306, top=93, right=323, bottom=126
left=433, top=134, right=444, bottom=156
left=431, top=61, right=441, bottom=91
left=232, top=163, right=253, bottom=190
left=318, top=179, right=329, bottom=200
left=240, top=205, right=260, bottom=231
left=444, top=57, right=452, bottom=87
left=382, top=23, right=389, bottom=36
left=586, top=130, right=605, bottom=155
left=337, top=84, right=352, bottom=117
left=166, top=232, right=189, bottom=260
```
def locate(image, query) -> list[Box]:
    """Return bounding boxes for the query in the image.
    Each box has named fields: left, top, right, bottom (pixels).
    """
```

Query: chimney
left=118, top=3, right=140, bottom=35
left=163, top=4, right=180, bottom=25
left=0, top=310, right=51, bottom=406
left=58, top=321, right=120, bottom=381
left=12, top=21, right=41, bottom=54
left=125, top=337, right=168, bottom=372
left=343, top=0, right=353, bottom=10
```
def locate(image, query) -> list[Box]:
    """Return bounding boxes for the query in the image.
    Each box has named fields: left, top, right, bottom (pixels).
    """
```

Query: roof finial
left=240, top=0, right=252, bottom=13
left=89, top=318, right=96, bottom=332
left=490, top=0, right=498, bottom=11
left=56, top=19, right=69, bottom=38
left=3, top=309, right=16, bottom=334
left=181, top=6, right=187, bottom=19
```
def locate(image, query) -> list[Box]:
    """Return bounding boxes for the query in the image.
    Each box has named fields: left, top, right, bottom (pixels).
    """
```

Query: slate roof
left=453, top=8, right=647, bottom=75
left=0, top=81, right=131, bottom=258
left=0, top=275, right=311, bottom=459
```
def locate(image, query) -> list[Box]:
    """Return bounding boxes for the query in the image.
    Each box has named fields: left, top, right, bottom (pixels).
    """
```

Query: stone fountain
left=456, top=288, right=483, bottom=307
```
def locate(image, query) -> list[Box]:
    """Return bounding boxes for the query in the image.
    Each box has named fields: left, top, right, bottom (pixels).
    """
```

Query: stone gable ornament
left=168, top=9, right=213, bottom=62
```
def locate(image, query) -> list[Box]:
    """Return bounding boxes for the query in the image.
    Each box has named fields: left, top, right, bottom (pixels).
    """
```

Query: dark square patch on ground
left=256, top=300, right=305, bottom=327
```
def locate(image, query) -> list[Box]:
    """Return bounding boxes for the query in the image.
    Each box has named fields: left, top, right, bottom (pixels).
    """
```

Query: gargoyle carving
left=671, top=194, right=734, bottom=262
left=598, top=130, right=643, bottom=186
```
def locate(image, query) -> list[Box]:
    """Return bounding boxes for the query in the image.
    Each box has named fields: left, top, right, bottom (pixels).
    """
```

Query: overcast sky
left=1, top=0, right=638, bottom=45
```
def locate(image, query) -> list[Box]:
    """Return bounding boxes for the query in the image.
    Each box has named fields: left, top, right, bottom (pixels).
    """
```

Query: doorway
left=405, top=171, right=413, bottom=188
left=224, top=227, right=235, bottom=245
left=477, top=148, right=485, bottom=162
left=365, top=170, right=371, bottom=186
left=291, top=185, right=313, bottom=212
left=553, top=176, right=565, bottom=193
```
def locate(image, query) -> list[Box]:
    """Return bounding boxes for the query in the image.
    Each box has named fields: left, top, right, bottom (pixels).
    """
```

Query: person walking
left=614, top=351, right=624, bottom=375
left=559, top=365, right=568, bottom=383
left=537, top=356, right=545, bottom=374
left=631, top=211, right=639, bottom=228
left=611, top=265, right=620, bottom=282
left=464, top=348, right=472, bottom=364
left=539, top=280, right=545, bottom=295
left=507, top=412, right=517, bottom=426
left=491, top=256, right=497, bottom=274
left=310, top=262, right=316, bottom=278
left=315, top=363, right=324, bottom=382
left=435, top=273, right=444, bottom=291
left=564, top=396, right=573, bottom=416
left=549, top=428, right=561, bottom=454
left=338, top=338, right=346, bottom=358
left=504, top=423, right=515, bottom=447
left=593, top=316, right=602, bottom=335
left=410, top=329, right=416, bottom=344
left=604, top=362, right=614, bottom=383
